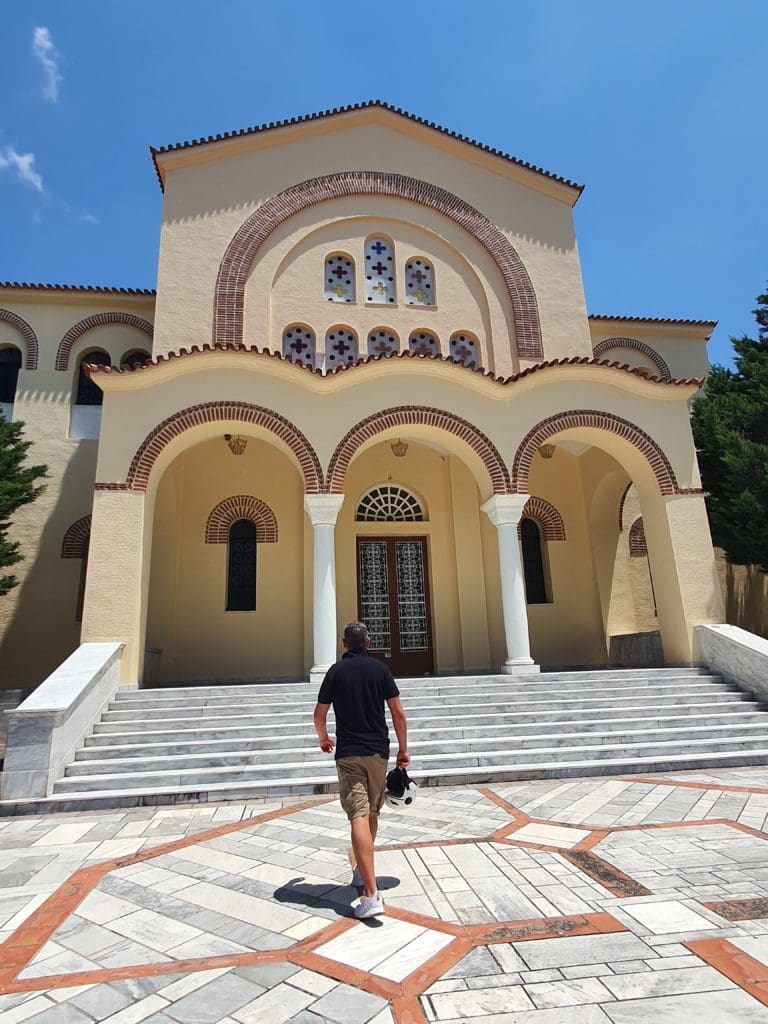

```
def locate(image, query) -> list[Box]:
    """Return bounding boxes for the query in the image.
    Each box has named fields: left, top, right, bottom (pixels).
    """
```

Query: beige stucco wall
left=0, top=291, right=154, bottom=689
left=152, top=110, right=592, bottom=370
left=589, top=321, right=712, bottom=381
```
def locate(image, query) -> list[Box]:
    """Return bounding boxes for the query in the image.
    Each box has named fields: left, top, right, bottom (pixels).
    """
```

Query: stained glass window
left=408, top=331, right=439, bottom=357
left=0, top=347, right=22, bottom=405
left=364, top=236, right=396, bottom=304
left=449, top=332, right=479, bottom=367
left=367, top=329, right=399, bottom=358
left=324, top=253, right=355, bottom=303
left=405, top=258, right=435, bottom=305
left=227, top=519, right=256, bottom=611
left=325, top=327, right=357, bottom=368
left=282, top=325, right=316, bottom=367
left=356, top=486, right=424, bottom=522
left=75, top=350, right=110, bottom=406
left=521, top=518, right=548, bottom=604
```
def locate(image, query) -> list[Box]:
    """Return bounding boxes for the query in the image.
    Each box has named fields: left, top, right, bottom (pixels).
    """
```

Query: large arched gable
left=592, top=338, right=670, bottom=380
left=214, top=171, right=543, bottom=360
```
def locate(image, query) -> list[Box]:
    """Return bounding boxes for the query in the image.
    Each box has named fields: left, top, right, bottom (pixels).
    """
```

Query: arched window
left=408, top=330, right=439, bottom=356
left=405, top=258, right=435, bottom=305
left=121, top=349, right=151, bottom=370
left=0, top=347, right=22, bottom=416
left=75, top=350, right=110, bottom=406
left=364, top=236, right=396, bottom=304
left=367, top=328, right=399, bottom=358
left=282, top=324, right=316, bottom=367
left=356, top=485, right=425, bottom=522
left=324, top=253, right=355, bottom=303
left=325, top=326, right=358, bottom=367
left=62, top=515, right=91, bottom=622
left=450, top=332, right=479, bottom=368
left=227, top=519, right=256, bottom=611
left=521, top=517, right=548, bottom=604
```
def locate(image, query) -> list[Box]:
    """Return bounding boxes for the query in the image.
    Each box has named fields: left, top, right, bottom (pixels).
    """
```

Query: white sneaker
left=355, top=891, right=385, bottom=919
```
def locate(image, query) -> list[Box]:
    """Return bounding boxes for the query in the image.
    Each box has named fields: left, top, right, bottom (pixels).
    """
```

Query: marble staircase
left=1, top=667, right=765, bottom=812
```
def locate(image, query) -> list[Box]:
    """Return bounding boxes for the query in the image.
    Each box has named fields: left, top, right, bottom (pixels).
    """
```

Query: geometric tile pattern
left=4, top=772, right=768, bottom=1020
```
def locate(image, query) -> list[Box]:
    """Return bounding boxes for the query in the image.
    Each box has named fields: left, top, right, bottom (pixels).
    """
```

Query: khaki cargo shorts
left=336, top=755, right=388, bottom=819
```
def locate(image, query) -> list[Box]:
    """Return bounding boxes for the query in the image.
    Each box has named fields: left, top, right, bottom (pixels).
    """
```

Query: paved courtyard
left=3, top=770, right=768, bottom=1021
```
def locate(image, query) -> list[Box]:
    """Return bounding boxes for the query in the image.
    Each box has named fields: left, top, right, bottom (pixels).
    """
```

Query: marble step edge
left=113, top=667, right=719, bottom=698
left=106, top=679, right=733, bottom=713
left=80, top=709, right=768, bottom=756
left=112, top=672, right=725, bottom=703
left=87, top=698, right=755, bottom=741
left=54, top=734, right=768, bottom=789
left=100, top=687, right=742, bottom=723
left=66, top=723, right=768, bottom=776
left=29, top=748, right=768, bottom=811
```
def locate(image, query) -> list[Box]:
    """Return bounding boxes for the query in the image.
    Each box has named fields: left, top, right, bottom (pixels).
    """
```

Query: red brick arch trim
left=61, top=515, right=91, bottom=558
left=55, top=313, right=154, bottom=371
left=125, top=401, right=323, bottom=493
left=205, top=496, right=278, bottom=544
left=513, top=410, right=679, bottom=495
left=629, top=516, right=648, bottom=557
left=519, top=496, right=566, bottom=541
left=214, top=171, right=543, bottom=360
left=0, top=309, right=39, bottom=370
left=326, top=405, right=511, bottom=494
left=592, top=338, right=671, bottom=380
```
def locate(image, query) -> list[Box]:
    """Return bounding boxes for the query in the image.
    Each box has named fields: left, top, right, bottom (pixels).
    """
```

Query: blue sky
left=1, top=1, right=765, bottom=367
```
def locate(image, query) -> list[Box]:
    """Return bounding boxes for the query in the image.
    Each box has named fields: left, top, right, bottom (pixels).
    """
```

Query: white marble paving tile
left=76, top=889, right=140, bottom=926
left=233, top=982, right=315, bottom=1023
left=525, top=975, right=614, bottom=1008
left=173, top=879, right=308, bottom=931
left=317, top=918, right=424, bottom=972
left=428, top=983, right=534, bottom=1018
left=620, top=900, right=718, bottom=935
left=602, top=987, right=768, bottom=1023
left=601, top=965, right=735, bottom=999
left=98, top=993, right=169, bottom=1023
left=375, top=927, right=454, bottom=981
left=512, top=823, right=592, bottom=850
left=106, top=907, right=204, bottom=952
left=156, top=966, right=230, bottom=999
left=730, top=934, right=768, bottom=966
left=289, top=968, right=338, bottom=995
left=31, top=822, right=96, bottom=847
left=0, top=994, right=58, bottom=1024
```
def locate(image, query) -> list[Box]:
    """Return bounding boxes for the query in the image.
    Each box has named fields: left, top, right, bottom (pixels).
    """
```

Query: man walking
left=314, top=621, right=409, bottom=919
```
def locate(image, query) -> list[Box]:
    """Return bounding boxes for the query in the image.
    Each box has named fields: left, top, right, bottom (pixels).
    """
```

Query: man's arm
left=313, top=703, right=335, bottom=754
left=387, top=696, right=409, bottom=768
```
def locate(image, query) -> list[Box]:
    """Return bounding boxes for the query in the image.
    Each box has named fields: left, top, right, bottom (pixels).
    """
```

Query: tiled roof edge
left=0, top=282, right=156, bottom=296
left=87, top=346, right=702, bottom=388
left=149, top=101, right=583, bottom=195
left=589, top=314, right=717, bottom=328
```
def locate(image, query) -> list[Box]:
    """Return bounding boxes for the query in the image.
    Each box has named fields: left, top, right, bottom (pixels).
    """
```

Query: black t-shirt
left=317, top=648, right=400, bottom=759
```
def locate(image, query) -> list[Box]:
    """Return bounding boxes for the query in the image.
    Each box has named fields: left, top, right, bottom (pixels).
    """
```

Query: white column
left=304, top=494, right=345, bottom=684
left=482, top=495, right=540, bottom=675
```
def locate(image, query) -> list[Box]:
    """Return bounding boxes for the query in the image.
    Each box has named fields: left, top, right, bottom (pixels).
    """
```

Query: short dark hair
left=344, top=621, right=369, bottom=649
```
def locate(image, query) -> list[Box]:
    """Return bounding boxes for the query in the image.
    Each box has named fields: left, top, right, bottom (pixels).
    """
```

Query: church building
left=0, top=102, right=725, bottom=693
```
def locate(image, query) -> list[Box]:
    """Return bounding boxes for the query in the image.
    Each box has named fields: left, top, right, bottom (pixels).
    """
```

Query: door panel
left=357, top=537, right=434, bottom=676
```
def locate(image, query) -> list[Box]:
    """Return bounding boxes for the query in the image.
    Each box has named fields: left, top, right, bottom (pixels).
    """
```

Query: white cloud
left=81, top=212, right=99, bottom=224
left=0, top=145, right=44, bottom=192
left=32, top=26, right=63, bottom=103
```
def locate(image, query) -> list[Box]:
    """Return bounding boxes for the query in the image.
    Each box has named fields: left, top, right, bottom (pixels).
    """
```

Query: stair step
left=78, top=711, right=768, bottom=760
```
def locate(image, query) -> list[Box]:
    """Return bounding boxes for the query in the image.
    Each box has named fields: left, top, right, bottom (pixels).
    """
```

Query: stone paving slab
left=3, top=771, right=768, bottom=1020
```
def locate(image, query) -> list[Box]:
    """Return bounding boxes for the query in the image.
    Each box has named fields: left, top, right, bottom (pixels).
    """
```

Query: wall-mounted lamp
left=539, top=444, right=556, bottom=459
left=224, top=433, right=248, bottom=455
left=390, top=438, right=409, bottom=458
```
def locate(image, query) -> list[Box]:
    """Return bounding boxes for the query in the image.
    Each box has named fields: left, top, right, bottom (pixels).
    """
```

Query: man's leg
left=350, top=816, right=377, bottom=897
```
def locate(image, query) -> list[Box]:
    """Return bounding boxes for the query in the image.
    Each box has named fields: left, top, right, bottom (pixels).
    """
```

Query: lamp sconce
left=539, top=444, right=556, bottom=459
left=390, top=438, right=409, bottom=459
left=224, top=433, right=248, bottom=455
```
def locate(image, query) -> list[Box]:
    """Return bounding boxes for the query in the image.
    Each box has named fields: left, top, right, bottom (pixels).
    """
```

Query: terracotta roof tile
left=0, top=282, right=155, bottom=296
left=87, top=345, right=702, bottom=388
left=589, top=313, right=716, bottom=329
left=149, top=101, right=583, bottom=195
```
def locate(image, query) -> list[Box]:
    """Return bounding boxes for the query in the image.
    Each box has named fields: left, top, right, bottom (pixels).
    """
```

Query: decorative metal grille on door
left=395, top=540, right=428, bottom=650
left=358, top=540, right=391, bottom=652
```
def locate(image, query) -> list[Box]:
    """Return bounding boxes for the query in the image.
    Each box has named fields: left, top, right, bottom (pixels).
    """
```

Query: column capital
left=304, top=494, right=344, bottom=527
left=481, top=494, right=529, bottom=528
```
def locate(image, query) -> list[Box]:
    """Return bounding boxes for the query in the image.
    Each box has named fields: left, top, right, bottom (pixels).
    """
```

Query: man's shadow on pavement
left=273, top=876, right=400, bottom=926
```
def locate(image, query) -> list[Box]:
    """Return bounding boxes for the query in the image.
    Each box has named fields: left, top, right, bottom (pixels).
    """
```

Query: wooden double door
left=356, top=536, right=434, bottom=677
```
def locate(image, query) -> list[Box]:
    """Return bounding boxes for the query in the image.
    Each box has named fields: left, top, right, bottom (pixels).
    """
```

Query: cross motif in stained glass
left=368, top=330, right=398, bottom=357
left=282, top=326, right=316, bottom=366
left=365, top=237, right=395, bottom=304
left=450, top=332, right=478, bottom=367
left=405, top=259, right=434, bottom=305
left=326, top=327, right=357, bottom=366
left=325, top=254, right=355, bottom=303
left=408, top=331, right=439, bottom=357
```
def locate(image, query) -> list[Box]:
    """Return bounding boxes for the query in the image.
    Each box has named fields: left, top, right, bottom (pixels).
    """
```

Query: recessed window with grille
left=449, top=332, right=479, bottom=367
left=364, top=236, right=396, bottom=304
left=521, top=517, right=549, bottom=604
left=405, top=258, right=435, bottom=305
left=326, top=326, right=358, bottom=367
left=0, top=347, right=22, bottom=416
left=121, top=349, right=151, bottom=370
left=227, top=519, right=257, bottom=611
left=324, top=253, right=356, bottom=303
left=367, top=328, right=399, bottom=357
left=408, top=330, right=439, bottom=356
left=75, top=350, right=110, bottom=405
left=282, top=325, right=316, bottom=367
left=356, top=486, right=424, bottom=522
